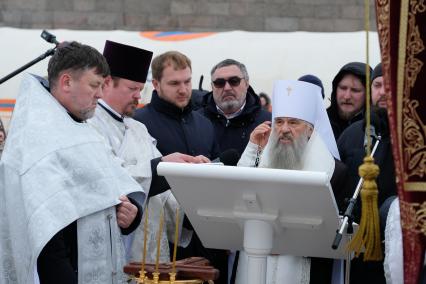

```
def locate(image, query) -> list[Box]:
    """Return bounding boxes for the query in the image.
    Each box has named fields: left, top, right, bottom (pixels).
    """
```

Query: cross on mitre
left=286, top=86, right=292, bottom=96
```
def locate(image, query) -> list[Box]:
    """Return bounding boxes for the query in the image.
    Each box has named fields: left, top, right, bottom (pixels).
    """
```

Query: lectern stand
left=157, top=162, right=354, bottom=284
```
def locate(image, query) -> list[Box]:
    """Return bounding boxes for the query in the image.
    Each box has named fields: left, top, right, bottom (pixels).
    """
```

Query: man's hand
left=249, top=121, right=272, bottom=148
left=161, top=152, right=210, bottom=163
left=193, top=155, right=210, bottom=163
left=116, top=196, right=138, bottom=229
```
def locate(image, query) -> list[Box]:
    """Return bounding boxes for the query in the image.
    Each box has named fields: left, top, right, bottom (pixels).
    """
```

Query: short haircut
left=47, top=41, right=110, bottom=89
left=210, top=59, right=249, bottom=81
left=151, top=51, right=191, bottom=81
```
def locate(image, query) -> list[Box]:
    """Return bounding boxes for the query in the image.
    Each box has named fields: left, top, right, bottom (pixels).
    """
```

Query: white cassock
left=0, top=74, right=142, bottom=283
left=88, top=101, right=190, bottom=264
left=383, top=198, right=403, bottom=284
left=235, top=131, right=336, bottom=284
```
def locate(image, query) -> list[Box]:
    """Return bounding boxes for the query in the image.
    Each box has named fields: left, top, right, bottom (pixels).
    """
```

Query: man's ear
left=152, top=79, right=159, bottom=90
left=103, top=76, right=113, bottom=90
left=58, top=73, right=72, bottom=93
left=306, top=124, right=314, bottom=139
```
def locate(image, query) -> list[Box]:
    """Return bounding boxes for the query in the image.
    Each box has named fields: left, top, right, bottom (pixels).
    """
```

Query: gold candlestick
left=152, top=271, right=160, bottom=284
left=139, top=206, right=149, bottom=283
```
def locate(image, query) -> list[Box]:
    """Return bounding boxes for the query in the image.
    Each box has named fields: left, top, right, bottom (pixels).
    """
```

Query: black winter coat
left=133, top=91, right=228, bottom=284
left=337, top=109, right=396, bottom=284
left=134, top=90, right=220, bottom=159
left=198, top=86, right=271, bottom=155
left=337, top=111, right=397, bottom=222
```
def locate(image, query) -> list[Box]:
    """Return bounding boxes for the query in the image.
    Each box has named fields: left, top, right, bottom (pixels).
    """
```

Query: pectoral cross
left=286, top=86, right=292, bottom=96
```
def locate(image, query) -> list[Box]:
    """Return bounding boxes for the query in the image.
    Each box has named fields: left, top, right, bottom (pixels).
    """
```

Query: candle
left=154, top=208, right=165, bottom=273
left=140, top=207, right=149, bottom=279
left=172, top=207, right=180, bottom=273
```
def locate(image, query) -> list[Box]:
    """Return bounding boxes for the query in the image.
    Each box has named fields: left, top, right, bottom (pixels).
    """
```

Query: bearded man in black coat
left=198, top=59, right=271, bottom=156
left=327, top=62, right=372, bottom=140
left=337, top=63, right=397, bottom=284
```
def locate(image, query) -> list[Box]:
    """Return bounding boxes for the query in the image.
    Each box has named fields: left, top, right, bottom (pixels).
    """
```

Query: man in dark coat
left=133, top=51, right=228, bottom=284
left=198, top=59, right=271, bottom=156
left=337, top=63, right=397, bottom=284
left=327, top=62, right=372, bottom=140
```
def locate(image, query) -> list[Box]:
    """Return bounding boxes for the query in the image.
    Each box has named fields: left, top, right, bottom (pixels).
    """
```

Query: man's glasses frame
left=212, top=76, right=245, bottom=88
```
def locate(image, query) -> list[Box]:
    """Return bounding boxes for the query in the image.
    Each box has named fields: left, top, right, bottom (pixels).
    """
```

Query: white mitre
left=272, top=80, right=340, bottom=160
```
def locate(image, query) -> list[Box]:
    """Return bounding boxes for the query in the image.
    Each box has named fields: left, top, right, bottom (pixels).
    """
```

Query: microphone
left=363, top=110, right=381, bottom=148
left=363, top=125, right=378, bottom=147
left=41, top=30, right=59, bottom=46
left=212, top=149, right=241, bottom=166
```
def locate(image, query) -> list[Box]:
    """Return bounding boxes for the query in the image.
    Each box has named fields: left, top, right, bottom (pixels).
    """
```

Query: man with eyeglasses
left=199, top=59, right=271, bottom=156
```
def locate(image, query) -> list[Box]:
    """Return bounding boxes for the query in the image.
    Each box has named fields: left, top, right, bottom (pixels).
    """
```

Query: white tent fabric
left=0, top=28, right=381, bottom=128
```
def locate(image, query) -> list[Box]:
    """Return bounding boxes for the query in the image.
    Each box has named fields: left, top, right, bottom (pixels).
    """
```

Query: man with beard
left=236, top=80, right=348, bottom=284
left=0, top=42, right=143, bottom=284
left=134, top=51, right=229, bottom=284
left=199, top=59, right=271, bottom=155
left=337, top=63, right=397, bottom=284
left=89, top=41, right=201, bottom=264
left=327, top=62, right=372, bottom=140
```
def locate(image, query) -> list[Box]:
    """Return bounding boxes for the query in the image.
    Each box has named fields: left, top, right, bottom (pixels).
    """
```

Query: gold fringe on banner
left=347, top=156, right=383, bottom=260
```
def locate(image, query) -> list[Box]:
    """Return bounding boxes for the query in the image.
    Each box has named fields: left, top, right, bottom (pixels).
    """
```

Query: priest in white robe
left=0, top=42, right=143, bottom=284
left=235, top=80, right=348, bottom=284
left=88, top=40, right=202, bottom=264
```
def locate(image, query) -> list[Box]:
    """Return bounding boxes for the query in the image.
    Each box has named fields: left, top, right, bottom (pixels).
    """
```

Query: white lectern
left=157, top=162, right=353, bottom=284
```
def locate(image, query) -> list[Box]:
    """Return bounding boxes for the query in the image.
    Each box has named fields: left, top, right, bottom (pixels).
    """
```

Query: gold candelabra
left=128, top=205, right=214, bottom=284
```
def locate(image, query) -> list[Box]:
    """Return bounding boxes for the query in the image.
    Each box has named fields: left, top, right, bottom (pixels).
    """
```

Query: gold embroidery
left=401, top=0, right=426, bottom=189
left=410, top=0, right=426, bottom=13
left=400, top=200, right=426, bottom=236
left=376, top=0, right=408, bottom=186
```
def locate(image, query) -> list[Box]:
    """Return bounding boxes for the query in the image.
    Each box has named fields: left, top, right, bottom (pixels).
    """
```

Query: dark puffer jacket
left=198, top=86, right=271, bottom=155
left=327, top=62, right=372, bottom=140
left=134, top=90, right=219, bottom=159
left=134, top=91, right=230, bottom=284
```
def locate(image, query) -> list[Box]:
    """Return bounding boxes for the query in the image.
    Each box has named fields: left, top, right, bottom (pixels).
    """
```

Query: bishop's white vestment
left=235, top=131, right=336, bottom=284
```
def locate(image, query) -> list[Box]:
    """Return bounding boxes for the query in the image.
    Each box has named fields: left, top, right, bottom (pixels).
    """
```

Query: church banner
left=376, top=0, right=426, bottom=283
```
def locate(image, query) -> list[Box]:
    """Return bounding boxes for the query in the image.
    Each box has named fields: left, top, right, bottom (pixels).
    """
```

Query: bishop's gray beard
left=259, top=129, right=308, bottom=170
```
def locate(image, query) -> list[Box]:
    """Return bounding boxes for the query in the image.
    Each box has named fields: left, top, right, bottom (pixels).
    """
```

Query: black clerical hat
left=372, top=63, right=382, bottom=82
left=103, top=40, right=153, bottom=83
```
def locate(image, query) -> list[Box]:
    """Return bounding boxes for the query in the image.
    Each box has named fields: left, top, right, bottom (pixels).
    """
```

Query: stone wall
left=0, top=0, right=377, bottom=32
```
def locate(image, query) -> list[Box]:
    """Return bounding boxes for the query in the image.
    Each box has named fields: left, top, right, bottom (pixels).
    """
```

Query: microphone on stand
left=0, top=30, right=61, bottom=85
left=363, top=110, right=381, bottom=148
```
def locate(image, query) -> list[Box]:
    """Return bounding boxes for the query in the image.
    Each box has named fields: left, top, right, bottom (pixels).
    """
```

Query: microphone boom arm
left=0, top=30, right=58, bottom=85
left=0, top=48, right=56, bottom=85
